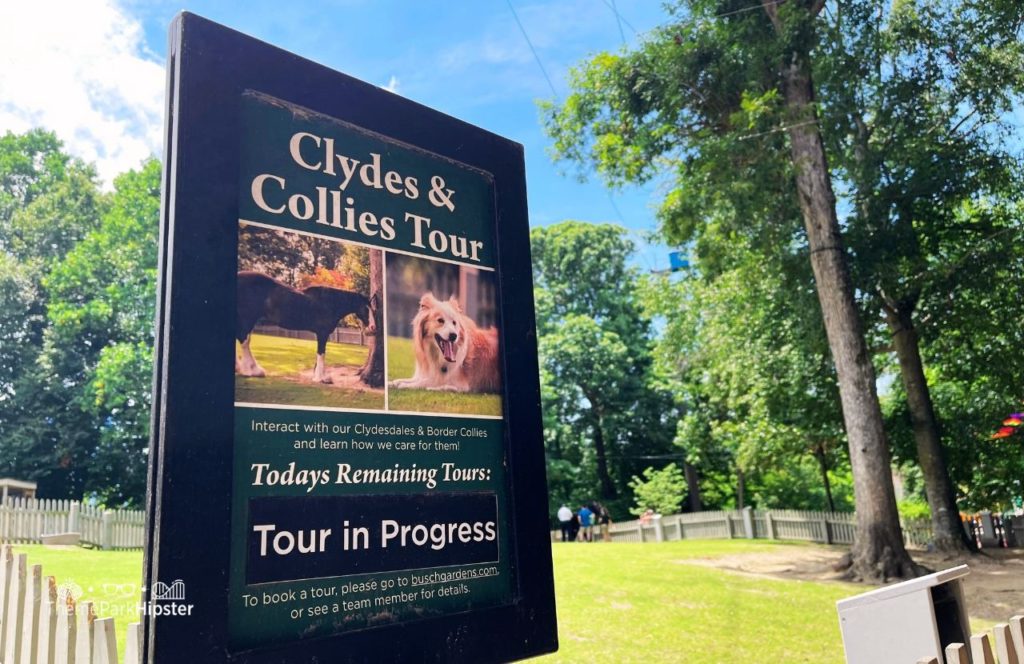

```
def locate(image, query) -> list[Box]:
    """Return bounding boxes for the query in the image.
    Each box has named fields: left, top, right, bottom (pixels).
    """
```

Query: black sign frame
left=145, top=12, right=556, bottom=663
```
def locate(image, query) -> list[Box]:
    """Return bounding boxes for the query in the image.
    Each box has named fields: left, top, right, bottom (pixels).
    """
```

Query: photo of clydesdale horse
left=236, top=271, right=376, bottom=384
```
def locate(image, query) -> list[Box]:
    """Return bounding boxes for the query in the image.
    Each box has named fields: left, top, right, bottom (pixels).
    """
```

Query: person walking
left=597, top=503, right=612, bottom=542
left=557, top=504, right=573, bottom=542
left=578, top=504, right=594, bottom=542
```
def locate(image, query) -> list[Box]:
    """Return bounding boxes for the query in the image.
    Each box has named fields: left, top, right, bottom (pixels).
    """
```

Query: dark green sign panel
left=146, top=12, right=556, bottom=663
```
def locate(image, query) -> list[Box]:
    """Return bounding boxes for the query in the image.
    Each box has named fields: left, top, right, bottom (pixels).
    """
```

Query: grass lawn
left=16, top=545, right=144, bottom=660
left=386, top=335, right=503, bottom=416
left=235, top=333, right=383, bottom=410
left=540, top=540, right=861, bottom=663
left=8, top=539, right=997, bottom=662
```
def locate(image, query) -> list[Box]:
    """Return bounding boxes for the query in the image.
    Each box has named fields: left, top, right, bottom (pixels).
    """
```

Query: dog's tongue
left=438, top=339, right=456, bottom=362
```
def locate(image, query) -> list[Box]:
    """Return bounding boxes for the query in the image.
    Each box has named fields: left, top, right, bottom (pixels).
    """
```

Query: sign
left=668, top=251, right=690, bottom=271
left=145, top=13, right=556, bottom=662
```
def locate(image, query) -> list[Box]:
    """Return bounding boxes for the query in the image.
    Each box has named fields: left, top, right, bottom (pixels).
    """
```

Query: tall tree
left=357, top=249, right=384, bottom=388
left=816, top=1, right=1024, bottom=552
left=543, top=0, right=924, bottom=579
left=532, top=221, right=675, bottom=511
left=0, top=130, right=104, bottom=497
left=39, top=158, right=161, bottom=505
left=645, top=246, right=849, bottom=513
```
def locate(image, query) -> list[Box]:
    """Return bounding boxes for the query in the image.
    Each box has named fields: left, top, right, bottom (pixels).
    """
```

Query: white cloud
left=384, top=75, right=400, bottom=93
left=0, top=0, right=164, bottom=188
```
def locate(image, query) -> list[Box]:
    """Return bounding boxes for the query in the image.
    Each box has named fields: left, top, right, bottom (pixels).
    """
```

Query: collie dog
left=390, top=293, right=500, bottom=393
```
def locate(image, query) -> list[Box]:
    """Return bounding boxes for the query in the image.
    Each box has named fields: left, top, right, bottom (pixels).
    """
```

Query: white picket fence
left=557, top=507, right=936, bottom=549
left=0, top=499, right=145, bottom=550
left=0, top=544, right=141, bottom=664
left=919, top=616, right=1024, bottom=664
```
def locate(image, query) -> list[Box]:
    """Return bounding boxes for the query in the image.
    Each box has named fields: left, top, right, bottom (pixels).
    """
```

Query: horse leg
left=237, top=334, right=266, bottom=377
left=312, top=334, right=332, bottom=384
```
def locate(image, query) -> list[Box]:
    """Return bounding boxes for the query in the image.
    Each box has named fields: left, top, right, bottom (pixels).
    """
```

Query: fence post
left=124, top=622, right=142, bottom=664
left=93, top=616, right=117, bottom=664
left=972, top=633, right=996, bottom=664
left=19, top=563, right=41, bottom=664
left=742, top=507, right=755, bottom=539
left=0, top=544, right=12, bottom=656
left=946, top=643, right=969, bottom=664
left=993, top=623, right=1019, bottom=664
left=637, top=522, right=646, bottom=543
left=75, top=600, right=95, bottom=664
left=101, top=512, right=113, bottom=551
left=726, top=514, right=734, bottom=539
left=67, top=503, right=80, bottom=534
left=1010, top=616, right=1024, bottom=658
left=37, top=577, right=56, bottom=664
left=4, top=552, right=26, bottom=664
left=765, top=511, right=776, bottom=540
left=654, top=516, right=665, bottom=542
left=820, top=514, right=832, bottom=544
left=55, top=591, right=75, bottom=663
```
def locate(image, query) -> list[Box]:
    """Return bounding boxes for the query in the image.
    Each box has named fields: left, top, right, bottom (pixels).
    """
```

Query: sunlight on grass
left=245, top=332, right=367, bottom=375
left=540, top=540, right=861, bottom=664
left=386, top=335, right=502, bottom=416
left=18, top=545, right=144, bottom=660
left=13, top=539, right=997, bottom=663
left=235, top=333, right=383, bottom=409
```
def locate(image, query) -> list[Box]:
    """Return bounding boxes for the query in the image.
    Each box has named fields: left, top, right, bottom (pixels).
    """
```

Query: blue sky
left=1, top=0, right=675, bottom=269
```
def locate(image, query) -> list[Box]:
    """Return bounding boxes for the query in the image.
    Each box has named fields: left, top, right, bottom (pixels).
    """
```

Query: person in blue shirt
left=578, top=505, right=594, bottom=542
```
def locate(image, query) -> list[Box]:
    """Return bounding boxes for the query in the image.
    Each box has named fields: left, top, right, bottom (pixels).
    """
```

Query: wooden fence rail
left=553, top=507, right=941, bottom=549
left=0, top=499, right=145, bottom=550
left=0, top=544, right=140, bottom=664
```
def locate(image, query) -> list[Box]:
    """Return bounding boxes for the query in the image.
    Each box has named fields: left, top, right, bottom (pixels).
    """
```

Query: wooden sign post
left=145, top=13, right=556, bottom=662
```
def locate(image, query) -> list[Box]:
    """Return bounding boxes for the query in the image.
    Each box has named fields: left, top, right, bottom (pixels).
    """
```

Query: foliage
left=543, top=0, right=1024, bottom=530
left=532, top=221, right=676, bottom=513
left=629, top=463, right=688, bottom=516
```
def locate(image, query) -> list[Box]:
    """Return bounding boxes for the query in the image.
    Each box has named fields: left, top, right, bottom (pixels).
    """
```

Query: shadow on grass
left=236, top=333, right=383, bottom=410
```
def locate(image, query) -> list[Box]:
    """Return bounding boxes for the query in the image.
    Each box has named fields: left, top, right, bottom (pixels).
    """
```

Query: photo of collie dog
left=390, top=292, right=500, bottom=393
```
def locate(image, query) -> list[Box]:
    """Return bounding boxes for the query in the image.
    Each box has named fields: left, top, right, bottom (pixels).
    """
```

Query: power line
left=505, top=0, right=560, bottom=99
left=609, top=0, right=628, bottom=43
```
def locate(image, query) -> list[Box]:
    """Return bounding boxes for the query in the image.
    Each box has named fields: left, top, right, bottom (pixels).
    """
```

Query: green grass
left=17, top=545, right=144, bottom=659
left=236, top=333, right=383, bottom=409
left=386, top=335, right=502, bottom=416
left=7, top=539, right=1001, bottom=662
left=540, top=540, right=861, bottom=663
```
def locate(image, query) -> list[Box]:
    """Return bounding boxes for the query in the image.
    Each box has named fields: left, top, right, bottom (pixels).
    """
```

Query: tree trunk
left=591, top=412, right=617, bottom=499
left=736, top=467, right=746, bottom=510
left=814, top=442, right=836, bottom=513
left=884, top=302, right=973, bottom=554
left=684, top=461, right=703, bottom=512
left=766, top=2, right=920, bottom=581
left=358, top=250, right=384, bottom=388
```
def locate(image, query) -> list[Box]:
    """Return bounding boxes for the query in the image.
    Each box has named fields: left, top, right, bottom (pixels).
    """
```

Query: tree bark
left=591, top=412, right=617, bottom=499
left=884, top=302, right=973, bottom=554
left=684, top=461, right=703, bottom=512
left=736, top=467, right=745, bottom=510
left=358, top=250, right=384, bottom=388
left=814, top=442, right=836, bottom=513
left=766, top=1, right=920, bottom=581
